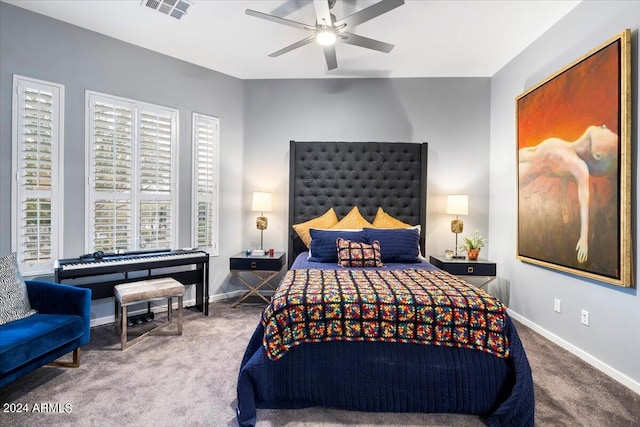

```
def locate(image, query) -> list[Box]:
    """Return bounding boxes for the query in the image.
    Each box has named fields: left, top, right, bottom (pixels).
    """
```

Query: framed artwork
left=516, top=29, right=632, bottom=287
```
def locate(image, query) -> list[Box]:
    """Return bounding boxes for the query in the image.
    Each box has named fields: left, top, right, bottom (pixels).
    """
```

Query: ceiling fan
left=245, top=0, right=405, bottom=71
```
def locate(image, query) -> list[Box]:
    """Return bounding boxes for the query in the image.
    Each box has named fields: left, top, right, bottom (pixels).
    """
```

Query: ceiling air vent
left=142, top=0, right=192, bottom=20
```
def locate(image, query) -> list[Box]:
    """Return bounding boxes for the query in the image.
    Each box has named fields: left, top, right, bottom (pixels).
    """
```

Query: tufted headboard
left=288, top=141, right=428, bottom=266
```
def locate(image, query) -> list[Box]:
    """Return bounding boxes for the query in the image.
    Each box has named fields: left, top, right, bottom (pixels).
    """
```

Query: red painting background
left=517, top=40, right=621, bottom=278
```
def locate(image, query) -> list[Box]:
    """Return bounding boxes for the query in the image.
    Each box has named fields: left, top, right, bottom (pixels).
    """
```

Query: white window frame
left=85, top=91, right=179, bottom=253
left=11, top=75, right=64, bottom=276
left=191, top=113, right=219, bottom=256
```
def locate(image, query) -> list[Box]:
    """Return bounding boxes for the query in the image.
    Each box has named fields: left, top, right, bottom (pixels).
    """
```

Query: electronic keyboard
left=55, top=249, right=210, bottom=315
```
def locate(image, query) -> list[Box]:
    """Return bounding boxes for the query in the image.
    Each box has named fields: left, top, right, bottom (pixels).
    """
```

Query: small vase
left=467, top=248, right=480, bottom=261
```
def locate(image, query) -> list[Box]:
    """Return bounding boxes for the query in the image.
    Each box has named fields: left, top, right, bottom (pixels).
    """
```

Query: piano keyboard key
left=59, top=251, right=202, bottom=270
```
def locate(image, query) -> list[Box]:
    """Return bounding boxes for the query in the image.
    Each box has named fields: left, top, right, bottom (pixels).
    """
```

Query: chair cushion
left=0, top=313, right=84, bottom=374
left=0, top=252, right=36, bottom=326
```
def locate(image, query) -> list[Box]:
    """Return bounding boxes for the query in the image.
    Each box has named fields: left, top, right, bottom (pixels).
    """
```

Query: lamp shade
left=446, top=195, right=468, bottom=216
left=252, top=192, right=272, bottom=212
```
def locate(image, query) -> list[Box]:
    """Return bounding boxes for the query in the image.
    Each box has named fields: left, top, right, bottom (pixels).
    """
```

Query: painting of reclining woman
left=516, top=29, right=632, bottom=287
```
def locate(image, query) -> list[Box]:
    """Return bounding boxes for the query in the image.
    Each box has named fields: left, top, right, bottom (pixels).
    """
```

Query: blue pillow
left=308, top=229, right=368, bottom=263
left=364, top=227, right=421, bottom=263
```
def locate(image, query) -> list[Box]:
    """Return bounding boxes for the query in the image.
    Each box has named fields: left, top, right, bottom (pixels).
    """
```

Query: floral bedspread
left=262, top=268, right=509, bottom=361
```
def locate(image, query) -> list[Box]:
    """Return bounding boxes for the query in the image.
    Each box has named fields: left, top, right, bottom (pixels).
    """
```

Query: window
left=192, top=113, right=219, bottom=255
left=86, top=91, right=178, bottom=252
left=11, top=75, right=64, bottom=276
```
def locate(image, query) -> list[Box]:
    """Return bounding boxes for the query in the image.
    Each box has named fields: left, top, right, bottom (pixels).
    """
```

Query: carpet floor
left=1, top=300, right=639, bottom=426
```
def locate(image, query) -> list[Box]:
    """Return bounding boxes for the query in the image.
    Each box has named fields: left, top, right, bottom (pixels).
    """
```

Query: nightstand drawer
left=441, top=263, right=495, bottom=276
left=429, top=255, right=496, bottom=276
left=230, top=252, right=285, bottom=271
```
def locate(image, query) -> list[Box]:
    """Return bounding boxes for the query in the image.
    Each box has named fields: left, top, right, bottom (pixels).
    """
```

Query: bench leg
left=115, top=299, right=121, bottom=334
left=121, top=305, right=128, bottom=350
left=178, top=295, right=183, bottom=335
left=48, top=348, right=81, bottom=368
left=72, top=347, right=81, bottom=367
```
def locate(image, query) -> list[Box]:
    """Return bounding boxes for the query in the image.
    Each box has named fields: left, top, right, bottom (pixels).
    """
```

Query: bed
left=236, top=141, right=534, bottom=426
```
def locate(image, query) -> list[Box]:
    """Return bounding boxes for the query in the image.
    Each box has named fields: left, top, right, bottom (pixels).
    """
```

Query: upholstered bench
left=114, top=278, right=184, bottom=350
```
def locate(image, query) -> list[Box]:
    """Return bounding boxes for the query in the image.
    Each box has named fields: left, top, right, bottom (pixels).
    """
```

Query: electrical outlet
left=581, top=309, right=590, bottom=326
left=554, top=298, right=561, bottom=313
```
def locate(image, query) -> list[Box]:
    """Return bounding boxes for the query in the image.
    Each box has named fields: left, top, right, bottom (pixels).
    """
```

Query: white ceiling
left=4, top=0, right=580, bottom=79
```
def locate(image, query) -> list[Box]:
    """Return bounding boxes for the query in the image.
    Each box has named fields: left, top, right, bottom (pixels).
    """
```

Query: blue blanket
left=237, top=314, right=533, bottom=426
left=236, top=258, right=534, bottom=426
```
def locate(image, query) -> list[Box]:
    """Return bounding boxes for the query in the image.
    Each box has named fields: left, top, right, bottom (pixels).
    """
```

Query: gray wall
left=0, top=3, right=245, bottom=316
left=243, top=78, right=492, bottom=261
left=489, top=0, right=640, bottom=388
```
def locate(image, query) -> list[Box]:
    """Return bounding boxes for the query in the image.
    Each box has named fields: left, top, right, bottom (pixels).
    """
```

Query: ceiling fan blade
left=245, top=9, right=314, bottom=32
left=334, top=0, right=405, bottom=30
left=268, top=35, right=316, bottom=57
left=313, top=0, right=332, bottom=26
left=340, top=32, right=394, bottom=53
left=322, top=44, right=338, bottom=70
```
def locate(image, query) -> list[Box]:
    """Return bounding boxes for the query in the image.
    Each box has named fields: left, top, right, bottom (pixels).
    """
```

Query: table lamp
left=252, top=192, right=272, bottom=255
left=446, top=194, right=468, bottom=259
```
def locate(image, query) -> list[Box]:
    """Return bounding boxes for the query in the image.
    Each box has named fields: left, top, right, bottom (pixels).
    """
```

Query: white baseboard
left=507, top=309, right=640, bottom=395
left=209, top=290, right=245, bottom=302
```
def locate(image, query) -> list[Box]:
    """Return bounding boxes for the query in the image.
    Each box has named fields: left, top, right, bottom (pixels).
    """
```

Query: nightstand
left=229, top=251, right=285, bottom=307
left=429, top=255, right=496, bottom=290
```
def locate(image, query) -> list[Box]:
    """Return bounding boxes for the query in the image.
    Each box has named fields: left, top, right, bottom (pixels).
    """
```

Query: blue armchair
left=0, top=280, right=91, bottom=388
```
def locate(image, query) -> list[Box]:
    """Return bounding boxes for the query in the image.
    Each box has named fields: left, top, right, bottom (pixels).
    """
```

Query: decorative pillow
left=0, top=252, right=36, bottom=326
left=337, top=238, right=384, bottom=268
left=372, top=207, right=412, bottom=229
left=309, top=228, right=368, bottom=263
left=292, top=208, right=339, bottom=248
left=330, top=206, right=373, bottom=230
left=364, top=227, right=421, bottom=263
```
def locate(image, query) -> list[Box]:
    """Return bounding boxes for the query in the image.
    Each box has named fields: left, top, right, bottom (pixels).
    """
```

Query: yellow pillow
left=372, top=207, right=411, bottom=229
left=330, top=206, right=373, bottom=229
left=292, top=208, right=339, bottom=248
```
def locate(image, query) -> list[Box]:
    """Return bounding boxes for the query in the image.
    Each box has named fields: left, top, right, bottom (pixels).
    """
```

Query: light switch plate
left=554, top=298, right=561, bottom=313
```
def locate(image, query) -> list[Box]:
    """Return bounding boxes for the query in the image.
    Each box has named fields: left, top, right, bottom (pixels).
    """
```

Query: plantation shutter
left=87, top=92, right=177, bottom=253
left=88, top=96, right=134, bottom=252
left=12, top=76, right=64, bottom=275
left=138, top=106, right=176, bottom=250
left=192, top=113, right=219, bottom=254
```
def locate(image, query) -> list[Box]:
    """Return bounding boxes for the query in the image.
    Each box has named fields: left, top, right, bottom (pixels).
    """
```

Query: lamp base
left=451, top=255, right=466, bottom=259
left=256, top=216, right=268, bottom=230
left=450, top=219, right=464, bottom=234
left=252, top=249, right=265, bottom=256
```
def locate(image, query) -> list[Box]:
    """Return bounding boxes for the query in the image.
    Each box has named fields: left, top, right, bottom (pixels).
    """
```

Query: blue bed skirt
left=236, top=314, right=534, bottom=426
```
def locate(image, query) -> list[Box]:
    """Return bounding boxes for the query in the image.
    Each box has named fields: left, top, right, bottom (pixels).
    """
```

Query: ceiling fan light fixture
left=316, top=28, right=337, bottom=46
left=246, top=0, right=405, bottom=69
